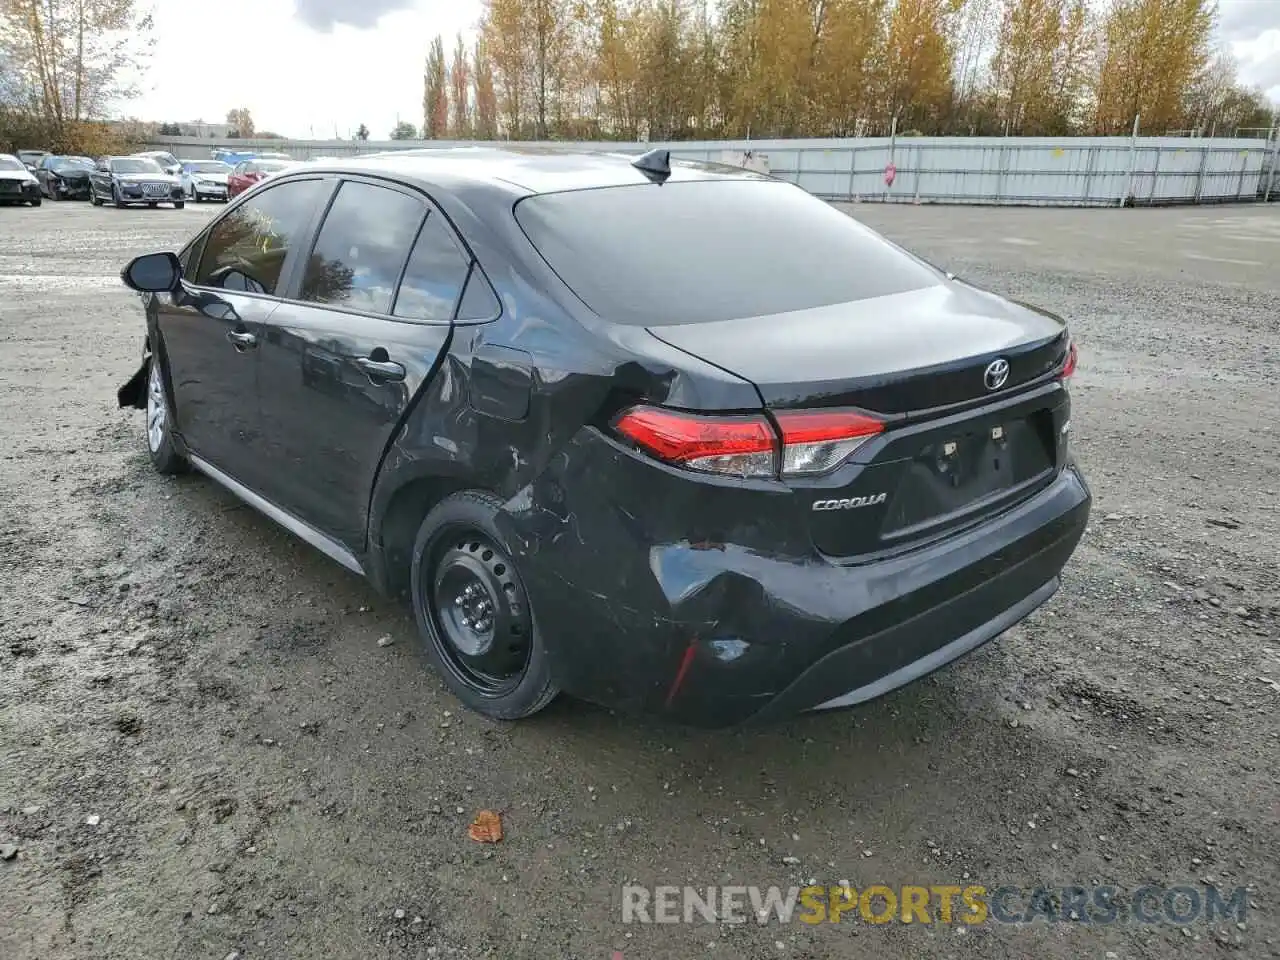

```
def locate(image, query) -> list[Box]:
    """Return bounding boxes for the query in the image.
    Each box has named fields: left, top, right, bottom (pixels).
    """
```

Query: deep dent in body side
left=362, top=252, right=761, bottom=603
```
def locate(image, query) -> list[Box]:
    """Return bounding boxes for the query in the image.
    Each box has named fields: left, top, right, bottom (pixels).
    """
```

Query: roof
left=298, top=145, right=774, bottom=196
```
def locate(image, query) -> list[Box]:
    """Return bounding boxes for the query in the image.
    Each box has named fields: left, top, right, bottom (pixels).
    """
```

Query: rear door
left=157, top=177, right=328, bottom=489
left=254, top=177, right=477, bottom=549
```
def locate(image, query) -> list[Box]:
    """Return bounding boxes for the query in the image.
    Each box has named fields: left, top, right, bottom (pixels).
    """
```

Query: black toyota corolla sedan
left=116, top=147, right=1090, bottom=727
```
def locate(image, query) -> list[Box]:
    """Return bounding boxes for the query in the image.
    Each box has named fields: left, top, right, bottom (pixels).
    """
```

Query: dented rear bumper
left=498, top=427, right=1091, bottom=728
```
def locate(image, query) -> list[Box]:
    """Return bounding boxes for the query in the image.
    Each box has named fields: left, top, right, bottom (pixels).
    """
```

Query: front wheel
left=410, top=492, right=559, bottom=720
left=28, top=194, right=41, bottom=207
left=173, top=201, right=184, bottom=209
left=145, top=353, right=188, bottom=475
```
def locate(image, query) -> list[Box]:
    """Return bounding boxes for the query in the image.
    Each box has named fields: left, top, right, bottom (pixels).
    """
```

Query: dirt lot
left=1, top=199, right=1277, bottom=960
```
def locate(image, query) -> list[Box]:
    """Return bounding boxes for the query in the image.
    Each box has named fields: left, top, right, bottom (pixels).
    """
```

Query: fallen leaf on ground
left=468, top=810, right=503, bottom=843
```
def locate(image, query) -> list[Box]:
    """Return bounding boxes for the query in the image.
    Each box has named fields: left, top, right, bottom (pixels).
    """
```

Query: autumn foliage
left=417, top=0, right=1273, bottom=142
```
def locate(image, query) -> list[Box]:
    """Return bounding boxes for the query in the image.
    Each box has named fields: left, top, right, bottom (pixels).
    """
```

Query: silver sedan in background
left=179, top=159, right=232, bottom=202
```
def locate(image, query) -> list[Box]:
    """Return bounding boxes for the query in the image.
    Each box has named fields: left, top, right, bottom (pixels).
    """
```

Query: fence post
left=913, top=144, right=922, bottom=203
left=1266, top=122, right=1279, bottom=202
left=1123, top=114, right=1140, bottom=206
left=1148, top=146, right=1162, bottom=203
left=886, top=116, right=897, bottom=203
left=847, top=147, right=858, bottom=202
left=1193, top=142, right=1210, bottom=203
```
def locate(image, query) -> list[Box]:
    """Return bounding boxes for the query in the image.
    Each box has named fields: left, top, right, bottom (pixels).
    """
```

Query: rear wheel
left=410, top=492, right=558, bottom=720
left=145, top=353, right=188, bottom=475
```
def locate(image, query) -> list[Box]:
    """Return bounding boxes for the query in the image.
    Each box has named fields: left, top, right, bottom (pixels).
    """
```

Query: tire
left=28, top=195, right=41, bottom=207
left=410, top=491, right=559, bottom=721
left=173, top=201, right=185, bottom=210
left=91, top=187, right=102, bottom=206
left=113, top=185, right=126, bottom=209
left=144, top=352, right=188, bottom=475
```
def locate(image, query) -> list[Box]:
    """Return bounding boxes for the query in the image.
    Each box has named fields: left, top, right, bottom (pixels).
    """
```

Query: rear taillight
left=773, top=409, right=885, bottom=476
left=612, top=405, right=884, bottom=479
left=612, top=406, right=777, bottom=477
left=1061, top=341, right=1077, bottom=379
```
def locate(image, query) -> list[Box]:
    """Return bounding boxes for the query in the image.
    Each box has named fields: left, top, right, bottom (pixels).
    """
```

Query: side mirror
left=121, top=251, right=182, bottom=292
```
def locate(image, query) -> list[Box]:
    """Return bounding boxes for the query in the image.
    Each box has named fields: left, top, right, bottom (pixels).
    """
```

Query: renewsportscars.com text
left=621, top=883, right=1248, bottom=926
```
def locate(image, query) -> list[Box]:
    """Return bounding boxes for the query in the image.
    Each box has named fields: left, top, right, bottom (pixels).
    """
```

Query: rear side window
left=195, top=178, right=324, bottom=295
left=299, top=181, right=425, bottom=314
left=392, top=212, right=470, bottom=322
left=514, top=179, right=940, bottom=325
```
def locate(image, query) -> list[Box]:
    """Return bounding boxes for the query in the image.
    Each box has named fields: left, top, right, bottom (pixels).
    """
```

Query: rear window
left=514, top=179, right=939, bottom=326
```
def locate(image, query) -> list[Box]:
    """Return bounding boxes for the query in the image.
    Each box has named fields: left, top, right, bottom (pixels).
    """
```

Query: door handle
left=226, top=330, right=257, bottom=349
left=355, top=357, right=406, bottom=382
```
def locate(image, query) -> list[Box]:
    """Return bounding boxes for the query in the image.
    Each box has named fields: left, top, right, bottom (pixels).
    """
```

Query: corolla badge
left=983, top=358, right=1010, bottom=391
left=812, top=493, right=887, bottom=511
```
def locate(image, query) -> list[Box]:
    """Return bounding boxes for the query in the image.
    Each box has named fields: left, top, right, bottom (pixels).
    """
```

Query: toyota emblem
left=983, top=358, right=1010, bottom=391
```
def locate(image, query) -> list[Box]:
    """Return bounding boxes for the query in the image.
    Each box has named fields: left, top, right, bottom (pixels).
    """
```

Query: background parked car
left=90, top=156, right=185, bottom=209
left=133, top=150, right=183, bottom=176
left=226, top=159, right=296, bottom=198
left=179, top=159, right=232, bottom=202
left=16, top=149, right=49, bottom=172
left=0, top=154, right=42, bottom=205
left=36, top=155, right=95, bottom=200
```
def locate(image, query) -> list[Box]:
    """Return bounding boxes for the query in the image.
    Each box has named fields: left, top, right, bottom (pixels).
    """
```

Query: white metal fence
left=143, top=134, right=1280, bottom=206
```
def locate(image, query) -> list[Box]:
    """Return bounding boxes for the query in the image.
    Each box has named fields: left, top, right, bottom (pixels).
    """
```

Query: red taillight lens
left=612, top=405, right=885, bottom=479
left=1061, top=341, right=1077, bottom=379
left=774, top=409, right=885, bottom=476
left=612, top=406, right=777, bottom=478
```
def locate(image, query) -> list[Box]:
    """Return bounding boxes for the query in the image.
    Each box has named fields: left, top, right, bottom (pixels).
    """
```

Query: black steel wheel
left=429, top=532, right=532, bottom=696
left=409, top=491, right=558, bottom=719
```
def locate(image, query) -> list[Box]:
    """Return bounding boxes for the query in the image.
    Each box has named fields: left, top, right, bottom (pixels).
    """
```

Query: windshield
left=111, top=158, right=163, bottom=174
left=51, top=158, right=93, bottom=171
left=0, top=156, right=26, bottom=171
left=514, top=179, right=940, bottom=326
left=186, top=161, right=231, bottom=173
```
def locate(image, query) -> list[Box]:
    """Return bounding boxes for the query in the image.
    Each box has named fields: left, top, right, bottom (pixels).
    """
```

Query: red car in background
left=227, top=159, right=296, bottom=198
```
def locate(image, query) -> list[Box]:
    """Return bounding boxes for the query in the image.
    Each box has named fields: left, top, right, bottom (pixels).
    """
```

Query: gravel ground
left=1, top=200, right=1278, bottom=960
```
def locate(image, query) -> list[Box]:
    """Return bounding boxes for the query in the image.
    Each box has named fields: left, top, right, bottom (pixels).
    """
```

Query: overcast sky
left=133, top=0, right=1279, bottom=140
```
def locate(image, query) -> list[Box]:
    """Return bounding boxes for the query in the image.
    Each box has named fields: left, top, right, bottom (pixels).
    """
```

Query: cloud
left=1218, top=0, right=1280, bottom=42
left=293, top=0, right=415, bottom=31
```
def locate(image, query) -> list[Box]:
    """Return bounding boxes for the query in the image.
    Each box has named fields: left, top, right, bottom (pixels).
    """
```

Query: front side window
left=195, top=179, right=325, bottom=295
left=393, top=212, right=471, bottom=322
left=299, top=181, right=424, bottom=314
left=1, top=156, right=28, bottom=171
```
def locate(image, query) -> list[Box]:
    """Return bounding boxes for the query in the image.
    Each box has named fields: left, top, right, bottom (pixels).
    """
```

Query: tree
left=472, top=36, right=498, bottom=138
left=883, top=0, right=961, bottom=133
left=0, top=0, right=153, bottom=131
left=355, top=122, right=369, bottom=140
left=226, top=107, right=254, bottom=137
left=1095, top=0, right=1215, bottom=134
left=423, top=34, right=448, bottom=138
left=390, top=120, right=418, bottom=139
left=449, top=32, right=471, bottom=137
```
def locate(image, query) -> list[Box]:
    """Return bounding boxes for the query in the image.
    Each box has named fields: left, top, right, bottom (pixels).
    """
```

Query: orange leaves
left=467, top=810, right=504, bottom=843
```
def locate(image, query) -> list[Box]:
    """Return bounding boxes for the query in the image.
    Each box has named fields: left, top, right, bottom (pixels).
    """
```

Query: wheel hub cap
left=146, top=360, right=167, bottom=453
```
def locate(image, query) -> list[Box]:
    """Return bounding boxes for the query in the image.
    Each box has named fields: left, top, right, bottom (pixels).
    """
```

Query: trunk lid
left=646, top=281, right=1068, bottom=414
left=646, top=281, right=1073, bottom=558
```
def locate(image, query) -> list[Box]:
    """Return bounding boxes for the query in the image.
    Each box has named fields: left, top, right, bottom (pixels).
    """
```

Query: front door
left=255, top=179, right=469, bottom=550
left=158, top=176, right=329, bottom=488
